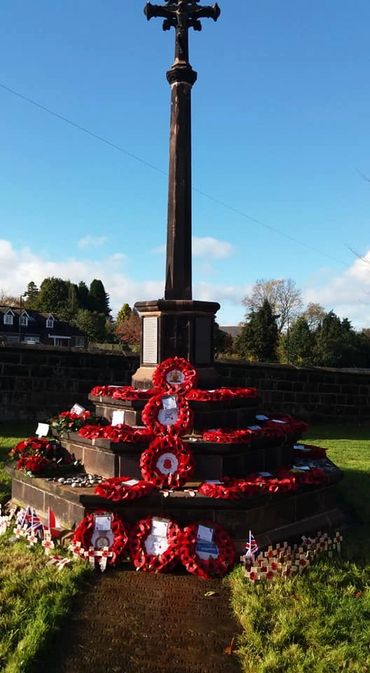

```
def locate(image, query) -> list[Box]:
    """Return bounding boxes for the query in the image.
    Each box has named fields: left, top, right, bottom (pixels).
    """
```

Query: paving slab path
left=38, top=569, right=242, bottom=673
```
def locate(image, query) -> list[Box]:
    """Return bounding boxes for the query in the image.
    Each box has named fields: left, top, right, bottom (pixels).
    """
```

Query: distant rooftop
left=220, top=325, right=242, bottom=340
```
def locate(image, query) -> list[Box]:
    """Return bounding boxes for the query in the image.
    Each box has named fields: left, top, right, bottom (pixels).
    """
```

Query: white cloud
left=303, top=250, right=370, bottom=329
left=78, top=235, right=108, bottom=249
left=0, top=238, right=160, bottom=315
left=193, top=237, right=234, bottom=259
left=152, top=237, right=234, bottom=260
left=3, top=237, right=370, bottom=329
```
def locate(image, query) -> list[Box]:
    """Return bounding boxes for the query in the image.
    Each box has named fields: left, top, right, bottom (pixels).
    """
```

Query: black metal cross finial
left=145, top=0, right=220, bottom=63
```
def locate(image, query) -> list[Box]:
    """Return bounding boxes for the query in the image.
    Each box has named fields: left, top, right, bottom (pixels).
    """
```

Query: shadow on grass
left=307, top=422, right=370, bottom=441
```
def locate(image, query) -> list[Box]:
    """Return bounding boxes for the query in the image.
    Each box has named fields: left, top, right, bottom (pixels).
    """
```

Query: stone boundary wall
left=216, top=360, right=370, bottom=421
left=0, top=345, right=369, bottom=422
left=0, top=345, right=137, bottom=422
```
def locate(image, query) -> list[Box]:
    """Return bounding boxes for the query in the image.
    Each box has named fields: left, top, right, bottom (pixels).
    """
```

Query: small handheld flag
left=245, top=530, right=259, bottom=559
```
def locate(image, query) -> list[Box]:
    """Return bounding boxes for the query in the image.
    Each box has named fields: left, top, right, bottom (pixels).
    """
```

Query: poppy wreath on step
left=112, top=386, right=159, bottom=401
left=140, top=435, right=195, bottom=488
left=198, top=478, right=253, bottom=500
left=202, top=428, right=255, bottom=444
left=180, top=521, right=236, bottom=579
left=95, top=476, right=157, bottom=502
left=186, top=387, right=258, bottom=402
left=90, top=385, right=117, bottom=398
left=152, top=357, right=198, bottom=394
left=142, top=393, right=192, bottom=436
left=71, top=511, right=129, bottom=567
left=129, top=516, right=181, bottom=573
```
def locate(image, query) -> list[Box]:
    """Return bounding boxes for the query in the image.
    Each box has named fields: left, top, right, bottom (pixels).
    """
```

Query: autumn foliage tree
left=115, top=307, right=141, bottom=352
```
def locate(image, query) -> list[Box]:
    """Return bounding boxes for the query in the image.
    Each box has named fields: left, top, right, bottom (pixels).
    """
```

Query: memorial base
left=133, top=299, right=221, bottom=389
left=9, top=466, right=345, bottom=553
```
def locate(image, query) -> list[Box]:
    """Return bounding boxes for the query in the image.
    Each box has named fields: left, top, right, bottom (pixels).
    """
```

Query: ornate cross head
left=144, top=0, right=221, bottom=33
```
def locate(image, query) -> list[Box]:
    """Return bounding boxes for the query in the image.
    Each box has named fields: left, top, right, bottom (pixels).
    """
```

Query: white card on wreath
left=197, top=524, right=214, bottom=542
left=162, top=396, right=178, bottom=410
left=112, top=410, right=125, bottom=426
left=70, top=403, right=85, bottom=415
left=94, top=515, right=112, bottom=531
left=145, top=534, right=169, bottom=556
left=151, top=518, right=169, bottom=537
left=36, top=422, right=49, bottom=438
left=125, top=479, right=140, bottom=486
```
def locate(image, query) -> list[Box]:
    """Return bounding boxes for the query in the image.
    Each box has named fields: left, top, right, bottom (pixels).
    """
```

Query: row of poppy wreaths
left=90, top=385, right=260, bottom=403
left=70, top=511, right=236, bottom=579
left=93, top=446, right=328, bottom=503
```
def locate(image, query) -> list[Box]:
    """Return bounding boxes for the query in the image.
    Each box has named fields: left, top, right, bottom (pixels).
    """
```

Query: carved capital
left=166, top=64, right=197, bottom=85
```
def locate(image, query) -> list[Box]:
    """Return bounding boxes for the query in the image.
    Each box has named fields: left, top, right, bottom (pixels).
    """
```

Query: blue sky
left=1, top=0, right=370, bottom=326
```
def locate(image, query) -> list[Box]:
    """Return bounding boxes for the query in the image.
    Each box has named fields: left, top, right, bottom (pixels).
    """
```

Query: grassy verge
left=0, top=421, right=91, bottom=673
left=229, top=423, right=370, bottom=673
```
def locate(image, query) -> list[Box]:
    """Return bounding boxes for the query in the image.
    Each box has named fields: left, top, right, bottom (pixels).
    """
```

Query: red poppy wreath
left=129, top=516, right=181, bottom=573
left=140, top=435, right=195, bottom=488
left=180, top=521, right=236, bottom=579
left=142, top=393, right=192, bottom=436
left=95, top=476, right=157, bottom=502
left=152, top=357, right=198, bottom=394
left=71, top=511, right=129, bottom=568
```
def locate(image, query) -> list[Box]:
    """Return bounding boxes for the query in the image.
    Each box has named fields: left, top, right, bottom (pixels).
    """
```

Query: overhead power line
left=0, top=80, right=348, bottom=267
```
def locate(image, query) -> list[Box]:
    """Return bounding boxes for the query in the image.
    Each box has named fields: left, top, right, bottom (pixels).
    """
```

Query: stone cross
left=144, top=0, right=221, bottom=300
left=145, top=0, right=220, bottom=64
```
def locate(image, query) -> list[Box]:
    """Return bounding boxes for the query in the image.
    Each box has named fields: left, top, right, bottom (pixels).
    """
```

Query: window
left=54, top=337, right=70, bottom=347
left=46, top=317, right=54, bottom=329
left=3, top=312, right=13, bottom=326
left=23, top=336, right=40, bottom=344
left=20, top=313, right=28, bottom=327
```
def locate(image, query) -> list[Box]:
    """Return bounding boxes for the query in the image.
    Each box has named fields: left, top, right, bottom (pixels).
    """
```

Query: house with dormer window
left=0, top=307, right=87, bottom=348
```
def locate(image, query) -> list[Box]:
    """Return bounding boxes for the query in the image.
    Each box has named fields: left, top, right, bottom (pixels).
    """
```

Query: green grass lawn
left=229, top=423, right=370, bottom=673
left=1, top=422, right=369, bottom=673
left=0, top=422, right=91, bottom=673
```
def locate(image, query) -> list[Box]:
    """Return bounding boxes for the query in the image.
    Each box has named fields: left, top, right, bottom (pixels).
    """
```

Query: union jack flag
left=245, top=530, right=259, bottom=558
left=17, top=506, right=32, bottom=528
left=29, top=509, right=44, bottom=537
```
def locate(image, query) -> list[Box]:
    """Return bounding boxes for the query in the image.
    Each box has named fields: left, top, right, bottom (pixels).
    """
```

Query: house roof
left=0, top=306, right=85, bottom=337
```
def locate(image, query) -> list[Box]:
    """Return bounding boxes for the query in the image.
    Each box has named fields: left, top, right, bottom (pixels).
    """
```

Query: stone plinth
left=132, top=299, right=220, bottom=389
left=59, top=431, right=295, bottom=481
left=9, top=464, right=344, bottom=553
left=89, top=392, right=259, bottom=431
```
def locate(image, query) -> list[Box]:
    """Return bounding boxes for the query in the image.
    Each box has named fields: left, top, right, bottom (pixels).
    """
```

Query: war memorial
left=8, top=1, right=344, bottom=578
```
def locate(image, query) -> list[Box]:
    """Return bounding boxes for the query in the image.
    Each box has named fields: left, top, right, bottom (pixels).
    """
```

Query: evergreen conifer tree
left=88, top=279, right=110, bottom=316
left=236, top=299, right=278, bottom=361
left=284, top=316, right=314, bottom=365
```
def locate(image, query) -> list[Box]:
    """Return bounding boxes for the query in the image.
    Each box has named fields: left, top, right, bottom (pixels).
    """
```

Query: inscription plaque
left=143, top=316, right=159, bottom=364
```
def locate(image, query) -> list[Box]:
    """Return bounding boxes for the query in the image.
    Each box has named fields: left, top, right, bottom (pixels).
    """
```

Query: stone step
left=9, top=461, right=343, bottom=554
left=89, top=393, right=259, bottom=430
left=59, top=431, right=295, bottom=480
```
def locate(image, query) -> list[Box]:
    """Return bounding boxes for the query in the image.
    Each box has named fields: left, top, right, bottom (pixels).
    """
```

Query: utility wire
left=0, top=80, right=348, bottom=266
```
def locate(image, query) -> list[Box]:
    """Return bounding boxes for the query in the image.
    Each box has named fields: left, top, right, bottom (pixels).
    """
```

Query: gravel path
left=37, top=569, right=242, bottom=673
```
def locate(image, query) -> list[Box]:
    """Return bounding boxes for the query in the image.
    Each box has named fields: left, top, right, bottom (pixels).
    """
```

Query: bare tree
left=0, top=290, right=21, bottom=307
left=301, top=302, right=326, bottom=330
left=242, top=278, right=303, bottom=333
